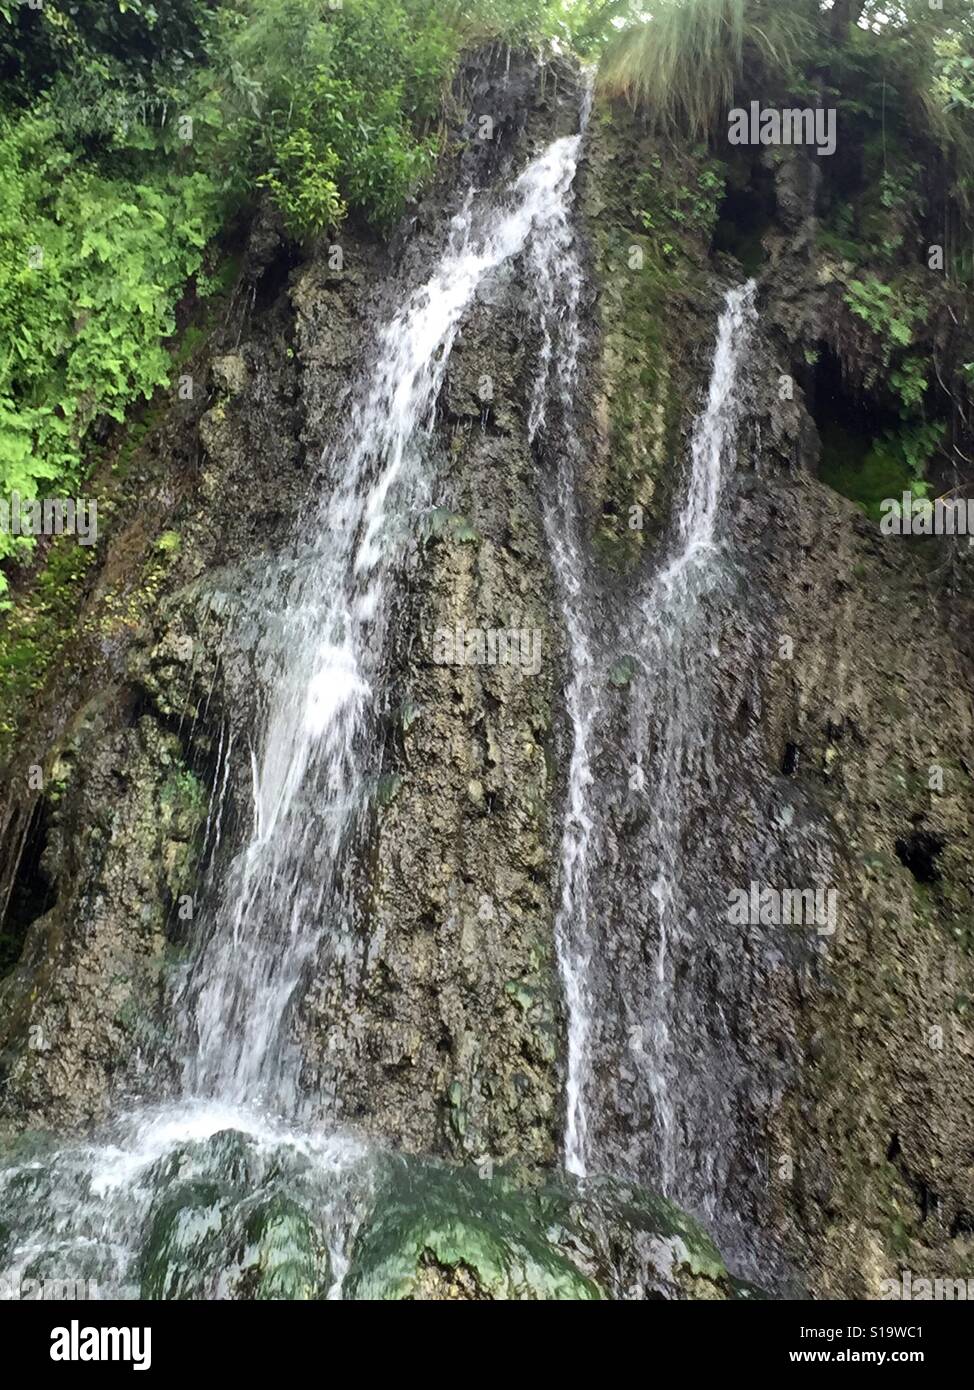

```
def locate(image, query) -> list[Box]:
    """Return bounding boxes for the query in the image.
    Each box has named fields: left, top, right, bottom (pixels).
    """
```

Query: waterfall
left=0, top=68, right=799, bottom=1294
left=535, top=273, right=808, bottom=1284
left=0, top=117, right=599, bottom=1300
left=179, top=129, right=597, bottom=1113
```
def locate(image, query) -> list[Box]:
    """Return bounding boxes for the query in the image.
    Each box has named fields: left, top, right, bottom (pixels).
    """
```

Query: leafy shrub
left=0, top=101, right=218, bottom=591
left=203, top=0, right=455, bottom=234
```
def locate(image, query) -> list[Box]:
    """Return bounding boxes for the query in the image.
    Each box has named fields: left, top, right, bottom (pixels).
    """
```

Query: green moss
left=140, top=1180, right=231, bottom=1300
left=577, top=1176, right=729, bottom=1284
left=344, top=1158, right=746, bottom=1301
left=608, top=654, right=638, bottom=688
left=504, top=979, right=535, bottom=1011
left=154, top=530, right=182, bottom=556
left=172, top=253, right=243, bottom=371
left=425, top=508, right=480, bottom=545
left=240, top=1196, right=323, bottom=1301
left=345, top=1163, right=603, bottom=1301
left=0, top=244, right=241, bottom=762
left=375, top=772, right=403, bottom=807
left=587, top=103, right=716, bottom=571
left=0, top=537, right=95, bottom=759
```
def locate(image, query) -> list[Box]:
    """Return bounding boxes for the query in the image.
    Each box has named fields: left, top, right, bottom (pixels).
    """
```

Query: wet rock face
left=0, top=203, right=316, bottom=1129
left=294, top=50, right=583, bottom=1169
left=0, top=712, right=205, bottom=1129
left=297, top=296, right=563, bottom=1167
left=747, top=468, right=974, bottom=1297
left=691, top=254, right=974, bottom=1295
left=561, top=108, right=974, bottom=1296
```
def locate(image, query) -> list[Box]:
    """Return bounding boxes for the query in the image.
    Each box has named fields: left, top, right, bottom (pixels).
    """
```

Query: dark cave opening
left=950, top=1211, right=974, bottom=1237
left=894, top=827, right=947, bottom=885
left=711, top=156, right=776, bottom=276
left=0, top=801, right=57, bottom=977
left=781, top=742, right=800, bottom=776
left=808, top=346, right=912, bottom=521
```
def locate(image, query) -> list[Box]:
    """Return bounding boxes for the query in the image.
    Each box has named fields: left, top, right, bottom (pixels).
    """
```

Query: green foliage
left=257, top=130, right=346, bottom=236
left=203, top=0, right=456, bottom=234
left=845, top=277, right=917, bottom=350
left=818, top=421, right=911, bottom=522
left=843, top=277, right=932, bottom=415
left=0, top=0, right=209, bottom=102
left=0, top=0, right=540, bottom=597
left=819, top=418, right=945, bottom=519
left=440, top=0, right=615, bottom=48
left=0, top=101, right=218, bottom=588
left=635, top=150, right=725, bottom=248
left=886, top=421, right=945, bottom=497
left=827, top=1, right=974, bottom=205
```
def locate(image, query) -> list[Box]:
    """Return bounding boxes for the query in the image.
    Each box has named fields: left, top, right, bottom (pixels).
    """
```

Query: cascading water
left=631, top=281, right=759, bottom=1200
left=523, top=82, right=598, bottom=1178
left=0, top=119, right=597, bottom=1300
left=534, top=266, right=762, bottom=1189
left=542, top=273, right=834, bottom=1286
left=179, top=131, right=597, bottom=1112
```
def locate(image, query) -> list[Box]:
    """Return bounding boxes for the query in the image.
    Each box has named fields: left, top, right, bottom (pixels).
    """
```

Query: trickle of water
left=523, top=78, right=596, bottom=1177
left=542, top=277, right=759, bottom=1185
left=633, top=280, right=759, bottom=1196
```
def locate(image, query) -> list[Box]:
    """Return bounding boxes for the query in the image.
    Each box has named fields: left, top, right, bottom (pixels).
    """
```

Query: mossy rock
left=140, top=1179, right=233, bottom=1299
left=344, top=1159, right=754, bottom=1301
left=818, top=421, right=911, bottom=522
left=608, top=654, right=638, bottom=688
left=235, top=1195, right=326, bottom=1301
left=565, top=1176, right=730, bottom=1289
left=345, top=1162, right=603, bottom=1301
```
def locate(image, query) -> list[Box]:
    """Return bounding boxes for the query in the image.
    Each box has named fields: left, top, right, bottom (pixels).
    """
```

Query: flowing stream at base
left=0, top=120, right=594, bottom=1300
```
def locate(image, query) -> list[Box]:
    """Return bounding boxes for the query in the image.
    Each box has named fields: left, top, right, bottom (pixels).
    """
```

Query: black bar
left=2, top=1298, right=966, bottom=1374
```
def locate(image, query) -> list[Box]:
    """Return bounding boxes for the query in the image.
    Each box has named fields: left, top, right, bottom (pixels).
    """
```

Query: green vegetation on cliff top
left=1, top=0, right=972, bottom=602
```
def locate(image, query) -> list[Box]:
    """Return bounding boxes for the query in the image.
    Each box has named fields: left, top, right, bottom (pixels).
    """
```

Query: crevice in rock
left=887, top=1133, right=942, bottom=1225
left=781, top=742, right=800, bottom=776
left=808, top=347, right=898, bottom=511
left=252, top=238, right=301, bottom=316
left=0, top=798, right=56, bottom=977
left=711, top=154, right=775, bottom=276
left=894, top=826, right=947, bottom=884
